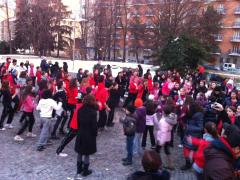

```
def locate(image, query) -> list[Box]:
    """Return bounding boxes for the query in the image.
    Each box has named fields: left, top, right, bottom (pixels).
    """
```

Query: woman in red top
left=66, top=78, right=78, bottom=131
left=123, top=76, right=138, bottom=107
left=95, top=75, right=110, bottom=131
left=36, top=67, right=42, bottom=85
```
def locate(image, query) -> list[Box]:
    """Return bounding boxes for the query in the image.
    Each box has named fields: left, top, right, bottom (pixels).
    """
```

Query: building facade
left=207, top=0, right=240, bottom=67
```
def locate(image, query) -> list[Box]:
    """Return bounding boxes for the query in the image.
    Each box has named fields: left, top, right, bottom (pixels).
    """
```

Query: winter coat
left=129, top=82, right=138, bottom=94
left=204, top=137, right=236, bottom=180
left=95, top=82, right=108, bottom=110
left=22, top=95, right=36, bottom=112
left=75, top=105, right=98, bottom=155
left=183, top=112, right=204, bottom=150
left=153, top=113, right=177, bottom=146
left=120, top=114, right=136, bottom=136
left=107, top=88, right=120, bottom=108
left=66, top=87, right=78, bottom=105
left=134, top=106, right=146, bottom=133
left=191, top=134, right=215, bottom=173
left=127, top=170, right=170, bottom=180
left=1, top=89, right=12, bottom=107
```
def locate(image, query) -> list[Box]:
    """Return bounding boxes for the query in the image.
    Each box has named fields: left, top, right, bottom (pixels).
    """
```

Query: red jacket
left=67, top=87, right=78, bottom=105
left=162, top=82, right=170, bottom=96
left=36, top=71, right=42, bottom=83
left=147, top=79, right=153, bottom=93
left=191, top=137, right=212, bottom=171
left=95, top=82, right=108, bottom=110
left=137, top=84, right=144, bottom=98
left=70, top=103, right=82, bottom=130
left=129, top=82, right=138, bottom=94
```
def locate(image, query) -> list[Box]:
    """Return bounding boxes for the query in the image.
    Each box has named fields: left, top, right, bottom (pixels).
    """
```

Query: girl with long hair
left=14, top=85, right=37, bottom=141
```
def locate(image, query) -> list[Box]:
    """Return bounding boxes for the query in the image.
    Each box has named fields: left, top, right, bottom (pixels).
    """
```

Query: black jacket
left=53, top=90, right=67, bottom=110
left=75, top=105, right=98, bottom=155
left=107, top=89, right=120, bottom=108
left=1, top=89, right=12, bottom=107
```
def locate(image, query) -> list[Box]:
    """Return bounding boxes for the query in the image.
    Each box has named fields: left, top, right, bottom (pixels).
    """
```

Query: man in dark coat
left=204, top=123, right=240, bottom=180
left=75, top=95, right=98, bottom=177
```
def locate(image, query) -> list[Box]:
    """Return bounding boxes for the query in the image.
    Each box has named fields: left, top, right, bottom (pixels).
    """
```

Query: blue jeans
left=37, top=117, right=53, bottom=147
left=133, top=133, right=143, bottom=155
left=126, top=135, right=135, bottom=162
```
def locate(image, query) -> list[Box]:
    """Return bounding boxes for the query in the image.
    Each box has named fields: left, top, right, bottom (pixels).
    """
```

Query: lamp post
left=65, top=17, right=87, bottom=71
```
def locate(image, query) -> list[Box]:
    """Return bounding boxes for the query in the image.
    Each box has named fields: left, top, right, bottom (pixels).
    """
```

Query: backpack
left=124, top=116, right=136, bottom=136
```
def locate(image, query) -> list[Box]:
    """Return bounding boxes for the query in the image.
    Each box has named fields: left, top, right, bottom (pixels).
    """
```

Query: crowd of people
left=0, top=57, right=240, bottom=180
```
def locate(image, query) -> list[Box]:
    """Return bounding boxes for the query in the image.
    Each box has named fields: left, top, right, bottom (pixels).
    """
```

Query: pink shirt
left=22, top=95, right=36, bottom=112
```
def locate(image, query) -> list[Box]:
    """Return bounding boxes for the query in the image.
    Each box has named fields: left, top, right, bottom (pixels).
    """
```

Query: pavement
left=0, top=108, right=196, bottom=180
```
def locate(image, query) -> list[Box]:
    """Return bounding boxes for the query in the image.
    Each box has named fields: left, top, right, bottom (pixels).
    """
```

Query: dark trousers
left=98, top=109, right=107, bottom=128
left=142, top=125, right=155, bottom=147
left=107, top=107, right=115, bottom=126
left=17, top=112, right=35, bottom=135
left=12, top=95, right=19, bottom=112
left=52, top=111, right=68, bottom=135
left=126, top=135, right=135, bottom=162
left=156, top=142, right=171, bottom=155
left=123, top=93, right=137, bottom=107
left=31, top=77, right=36, bottom=86
left=195, top=172, right=204, bottom=180
left=56, top=129, right=77, bottom=154
left=0, top=105, right=14, bottom=128
left=67, top=104, right=76, bottom=128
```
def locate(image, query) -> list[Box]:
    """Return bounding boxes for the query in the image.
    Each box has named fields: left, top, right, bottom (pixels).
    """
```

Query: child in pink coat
left=14, top=85, right=36, bottom=141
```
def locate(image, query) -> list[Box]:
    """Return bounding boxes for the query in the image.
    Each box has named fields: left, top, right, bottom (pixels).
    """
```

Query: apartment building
left=206, top=0, right=240, bottom=67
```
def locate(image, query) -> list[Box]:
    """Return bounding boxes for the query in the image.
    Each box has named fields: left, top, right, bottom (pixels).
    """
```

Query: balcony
left=235, top=8, right=240, bottom=15
left=231, top=37, right=240, bottom=42
left=229, top=50, right=240, bottom=56
left=214, top=35, right=223, bottom=42
left=232, top=22, right=240, bottom=28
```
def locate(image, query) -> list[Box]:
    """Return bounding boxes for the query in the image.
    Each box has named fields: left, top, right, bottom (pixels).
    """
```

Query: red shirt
left=67, top=87, right=78, bottom=105
left=129, top=82, right=138, bottom=94
left=36, top=71, right=42, bottom=83
left=70, top=103, right=82, bottom=130
left=95, top=82, right=108, bottom=110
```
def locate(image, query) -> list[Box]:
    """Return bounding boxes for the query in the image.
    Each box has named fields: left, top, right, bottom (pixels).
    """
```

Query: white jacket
left=36, top=98, right=62, bottom=118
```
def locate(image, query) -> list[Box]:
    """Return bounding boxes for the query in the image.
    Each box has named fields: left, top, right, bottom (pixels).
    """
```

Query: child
left=154, top=104, right=177, bottom=170
left=120, top=105, right=136, bottom=166
left=133, top=98, right=146, bottom=156
left=51, top=80, right=68, bottom=138
left=14, top=85, right=36, bottom=141
left=36, top=90, right=62, bottom=151
left=0, top=80, right=17, bottom=130
left=186, top=122, right=218, bottom=180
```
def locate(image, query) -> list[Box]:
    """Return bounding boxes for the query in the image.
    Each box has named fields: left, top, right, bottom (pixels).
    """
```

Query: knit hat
left=134, top=98, right=143, bottom=108
left=148, top=94, right=154, bottom=101
left=126, top=105, right=135, bottom=114
left=223, top=123, right=240, bottom=148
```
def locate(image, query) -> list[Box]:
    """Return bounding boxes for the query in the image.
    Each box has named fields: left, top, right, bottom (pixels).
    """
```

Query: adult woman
left=66, top=78, right=78, bottom=132
left=181, top=96, right=204, bottom=170
left=75, top=94, right=98, bottom=177
left=224, top=90, right=239, bottom=108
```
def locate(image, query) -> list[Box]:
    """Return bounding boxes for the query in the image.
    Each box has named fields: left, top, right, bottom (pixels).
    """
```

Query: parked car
left=203, top=64, right=220, bottom=71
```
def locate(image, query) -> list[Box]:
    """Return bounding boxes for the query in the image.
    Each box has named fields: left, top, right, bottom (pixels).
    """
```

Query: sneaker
left=122, top=160, right=132, bottom=166
left=5, top=124, right=13, bottom=129
left=14, top=135, right=24, bottom=141
left=0, top=127, right=6, bottom=131
left=58, top=153, right=68, bottom=157
left=74, top=174, right=82, bottom=180
left=26, top=132, right=37, bottom=137
left=151, top=146, right=156, bottom=149
left=178, top=144, right=183, bottom=148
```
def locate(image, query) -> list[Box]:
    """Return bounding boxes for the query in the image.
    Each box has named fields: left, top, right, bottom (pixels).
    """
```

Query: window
left=145, top=19, right=154, bottom=28
left=233, top=32, right=240, bottom=39
left=145, top=9, right=154, bottom=16
left=217, top=4, right=225, bottom=14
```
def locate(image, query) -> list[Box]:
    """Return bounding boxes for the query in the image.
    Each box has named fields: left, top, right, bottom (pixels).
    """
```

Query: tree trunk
left=5, top=0, right=12, bottom=54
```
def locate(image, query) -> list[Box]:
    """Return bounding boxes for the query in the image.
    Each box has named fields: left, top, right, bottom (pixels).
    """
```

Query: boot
left=82, top=164, right=92, bottom=177
left=165, top=155, right=175, bottom=170
left=77, top=161, right=83, bottom=174
left=180, top=159, right=192, bottom=171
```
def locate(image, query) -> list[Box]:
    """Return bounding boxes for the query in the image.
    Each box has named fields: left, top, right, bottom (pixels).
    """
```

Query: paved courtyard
left=0, top=108, right=196, bottom=180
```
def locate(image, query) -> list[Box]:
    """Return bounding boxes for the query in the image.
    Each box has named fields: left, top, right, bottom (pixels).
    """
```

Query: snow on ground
left=0, top=55, right=159, bottom=77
